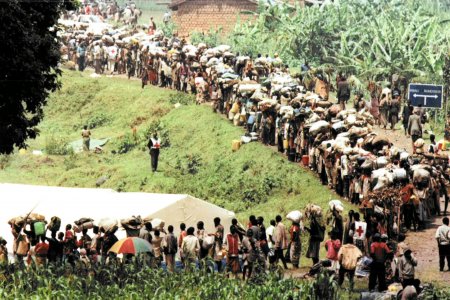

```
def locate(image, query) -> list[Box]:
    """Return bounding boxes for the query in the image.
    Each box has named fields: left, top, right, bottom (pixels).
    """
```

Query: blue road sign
left=408, top=83, right=443, bottom=109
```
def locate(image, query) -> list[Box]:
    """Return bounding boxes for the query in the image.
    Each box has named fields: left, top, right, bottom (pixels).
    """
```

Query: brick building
left=169, top=0, right=259, bottom=37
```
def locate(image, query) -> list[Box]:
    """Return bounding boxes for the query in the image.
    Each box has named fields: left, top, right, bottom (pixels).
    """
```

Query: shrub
left=168, top=93, right=195, bottom=106
left=85, top=113, right=111, bottom=129
left=63, top=152, right=77, bottom=171
left=115, top=133, right=137, bottom=154
left=45, top=136, right=73, bottom=155
left=0, top=155, right=11, bottom=169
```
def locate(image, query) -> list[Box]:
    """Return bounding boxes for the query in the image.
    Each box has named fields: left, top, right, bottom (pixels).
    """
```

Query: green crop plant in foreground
left=0, top=262, right=448, bottom=300
left=0, top=262, right=326, bottom=300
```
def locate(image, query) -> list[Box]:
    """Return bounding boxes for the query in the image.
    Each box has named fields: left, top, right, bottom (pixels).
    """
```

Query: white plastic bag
left=286, top=210, right=303, bottom=223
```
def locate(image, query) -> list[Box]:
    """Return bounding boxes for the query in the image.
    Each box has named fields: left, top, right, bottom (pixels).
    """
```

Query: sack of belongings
left=74, top=218, right=94, bottom=226
left=309, top=120, right=330, bottom=135
left=329, top=200, right=344, bottom=212
left=99, top=218, right=118, bottom=233
left=305, top=204, right=322, bottom=218
left=121, top=216, right=143, bottom=229
left=286, top=210, right=303, bottom=223
left=47, top=216, right=61, bottom=232
left=202, top=235, right=215, bottom=250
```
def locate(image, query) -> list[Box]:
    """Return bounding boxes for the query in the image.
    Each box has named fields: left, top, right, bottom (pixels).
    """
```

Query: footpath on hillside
left=370, top=127, right=449, bottom=283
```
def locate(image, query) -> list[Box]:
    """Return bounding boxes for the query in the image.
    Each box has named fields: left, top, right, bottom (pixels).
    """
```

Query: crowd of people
left=45, top=4, right=450, bottom=297
left=4, top=207, right=448, bottom=298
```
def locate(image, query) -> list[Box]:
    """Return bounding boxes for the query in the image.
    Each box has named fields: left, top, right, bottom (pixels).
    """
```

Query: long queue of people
left=3, top=205, right=438, bottom=299
left=63, top=16, right=449, bottom=229
left=57, top=9, right=450, bottom=294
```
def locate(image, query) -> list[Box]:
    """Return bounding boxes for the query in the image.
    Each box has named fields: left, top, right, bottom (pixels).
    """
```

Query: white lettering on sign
left=424, top=89, right=441, bottom=94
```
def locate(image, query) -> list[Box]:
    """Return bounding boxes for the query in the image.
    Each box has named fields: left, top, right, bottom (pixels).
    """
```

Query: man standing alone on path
left=147, top=132, right=161, bottom=172
left=435, top=217, right=450, bottom=272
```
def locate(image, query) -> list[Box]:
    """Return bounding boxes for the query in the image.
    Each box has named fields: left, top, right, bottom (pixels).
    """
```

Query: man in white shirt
left=266, top=219, right=276, bottom=250
left=435, top=217, right=450, bottom=271
left=181, top=227, right=200, bottom=270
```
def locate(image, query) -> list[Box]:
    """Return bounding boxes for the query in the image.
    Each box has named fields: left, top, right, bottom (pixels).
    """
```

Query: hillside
left=0, top=71, right=350, bottom=221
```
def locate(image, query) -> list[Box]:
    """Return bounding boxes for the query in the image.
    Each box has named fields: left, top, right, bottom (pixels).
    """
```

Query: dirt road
left=373, top=125, right=449, bottom=283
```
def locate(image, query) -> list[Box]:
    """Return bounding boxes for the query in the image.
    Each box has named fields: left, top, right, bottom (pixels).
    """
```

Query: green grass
left=0, top=71, right=351, bottom=220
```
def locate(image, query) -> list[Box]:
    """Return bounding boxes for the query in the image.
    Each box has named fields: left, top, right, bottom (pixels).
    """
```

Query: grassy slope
left=0, top=71, right=352, bottom=222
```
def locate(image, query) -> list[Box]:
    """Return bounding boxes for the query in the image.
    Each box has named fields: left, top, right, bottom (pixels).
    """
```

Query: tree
left=0, top=0, right=76, bottom=154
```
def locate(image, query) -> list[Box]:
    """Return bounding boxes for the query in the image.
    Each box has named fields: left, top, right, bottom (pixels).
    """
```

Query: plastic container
left=302, top=155, right=309, bottom=166
left=34, top=221, right=46, bottom=236
left=232, top=140, right=241, bottom=151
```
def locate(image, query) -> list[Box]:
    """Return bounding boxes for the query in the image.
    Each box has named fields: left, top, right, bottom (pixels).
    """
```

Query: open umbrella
left=108, top=237, right=153, bottom=255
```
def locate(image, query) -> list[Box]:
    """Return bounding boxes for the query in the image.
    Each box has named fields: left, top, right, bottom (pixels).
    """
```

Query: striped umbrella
left=108, top=237, right=153, bottom=254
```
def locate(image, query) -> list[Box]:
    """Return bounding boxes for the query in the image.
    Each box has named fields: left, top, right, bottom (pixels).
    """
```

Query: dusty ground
left=373, top=125, right=450, bottom=284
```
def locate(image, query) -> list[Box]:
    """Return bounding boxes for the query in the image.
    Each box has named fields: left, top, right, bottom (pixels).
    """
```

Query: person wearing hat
left=398, top=247, right=417, bottom=288
left=147, top=132, right=161, bottom=172
left=369, top=233, right=392, bottom=292
left=408, top=108, right=422, bottom=153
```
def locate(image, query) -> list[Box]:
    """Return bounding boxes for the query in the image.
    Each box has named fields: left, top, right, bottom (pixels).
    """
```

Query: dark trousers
left=402, top=278, right=415, bottom=288
left=444, top=192, right=449, bottom=215
left=78, top=56, right=85, bottom=71
left=369, top=261, right=386, bottom=292
left=150, top=149, right=159, bottom=172
left=274, top=248, right=288, bottom=269
left=438, top=244, right=450, bottom=271
left=338, top=267, right=355, bottom=289
left=343, top=176, right=350, bottom=198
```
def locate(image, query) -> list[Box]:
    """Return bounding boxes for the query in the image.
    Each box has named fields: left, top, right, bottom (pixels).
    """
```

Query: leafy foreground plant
left=229, top=0, right=450, bottom=83
left=0, top=262, right=338, bottom=300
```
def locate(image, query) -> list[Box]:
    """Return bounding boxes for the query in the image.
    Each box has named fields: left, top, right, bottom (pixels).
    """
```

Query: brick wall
left=172, top=0, right=258, bottom=37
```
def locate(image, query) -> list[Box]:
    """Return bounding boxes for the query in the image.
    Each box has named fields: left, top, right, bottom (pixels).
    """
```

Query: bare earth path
left=373, top=125, right=450, bottom=284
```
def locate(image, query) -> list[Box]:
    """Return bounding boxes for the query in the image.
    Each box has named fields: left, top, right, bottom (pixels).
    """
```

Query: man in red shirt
left=224, top=226, right=241, bottom=277
left=369, top=233, right=392, bottom=292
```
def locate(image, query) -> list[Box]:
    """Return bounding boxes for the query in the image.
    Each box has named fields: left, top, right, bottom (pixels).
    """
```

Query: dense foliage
left=1, top=261, right=449, bottom=299
left=0, top=262, right=338, bottom=300
left=0, top=0, right=77, bottom=154
left=228, top=0, right=450, bottom=82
